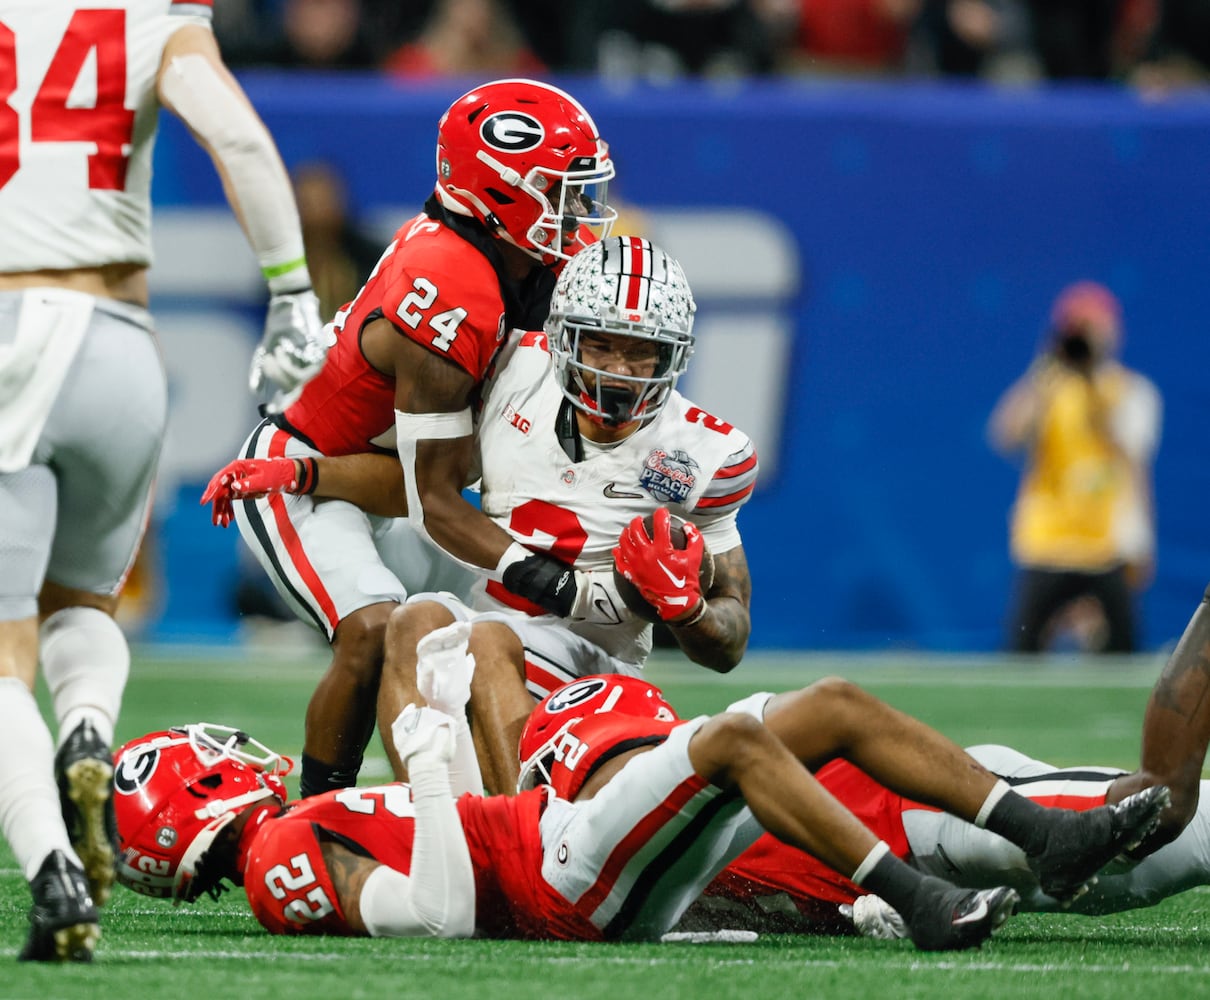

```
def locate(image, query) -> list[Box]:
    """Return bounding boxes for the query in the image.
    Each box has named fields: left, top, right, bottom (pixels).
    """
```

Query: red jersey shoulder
left=378, top=216, right=508, bottom=380
left=242, top=812, right=350, bottom=936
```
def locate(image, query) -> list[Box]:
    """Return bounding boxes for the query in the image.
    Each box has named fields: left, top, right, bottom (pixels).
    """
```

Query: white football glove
left=568, top=569, right=626, bottom=626
left=839, top=895, right=909, bottom=940
left=249, top=290, right=329, bottom=414
left=416, top=621, right=475, bottom=717
left=391, top=704, right=456, bottom=768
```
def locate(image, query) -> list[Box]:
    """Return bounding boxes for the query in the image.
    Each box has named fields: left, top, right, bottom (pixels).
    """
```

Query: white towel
left=0, top=288, right=94, bottom=472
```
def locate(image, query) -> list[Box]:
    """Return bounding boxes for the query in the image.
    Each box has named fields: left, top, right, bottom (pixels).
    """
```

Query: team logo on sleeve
left=640, top=449, right=699, bottom=504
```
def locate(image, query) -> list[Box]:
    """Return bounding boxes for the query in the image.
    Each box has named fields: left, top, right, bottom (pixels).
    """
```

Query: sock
left=851, top=841, right=930, bottom=922
left=979, top=779, right=1050, bottom=855
left=0, top=678, right=80, bottom=880
left=40, top=607, right=129, bottom=749
left=300, top=752, right=362, bottom=798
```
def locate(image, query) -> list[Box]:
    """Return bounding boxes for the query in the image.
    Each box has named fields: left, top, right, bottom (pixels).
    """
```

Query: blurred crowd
left=213, top=0, right=1210, bottom=90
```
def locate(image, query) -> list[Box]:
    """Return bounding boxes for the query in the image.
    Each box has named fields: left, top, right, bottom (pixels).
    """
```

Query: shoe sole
left=64, top=757, right=115, bottom=907
left=52, top=921, right=100, bottom=962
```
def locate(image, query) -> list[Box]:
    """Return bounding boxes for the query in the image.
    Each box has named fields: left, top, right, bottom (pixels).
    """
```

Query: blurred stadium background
left=140, top=71, right=1210, bottom=654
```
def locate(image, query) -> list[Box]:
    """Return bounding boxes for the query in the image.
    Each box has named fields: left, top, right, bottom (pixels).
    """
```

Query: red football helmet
left=517, top=675, right=679, bottom=795
left=434, top=78, right=616, bottom=263
left=113, top=724, right=291, bottom=903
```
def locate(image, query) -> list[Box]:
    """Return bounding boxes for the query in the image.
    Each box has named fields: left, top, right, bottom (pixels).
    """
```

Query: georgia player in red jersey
left=519, top=670, right=1210, bottom=937
left=201, top=79, right=624, bottom=801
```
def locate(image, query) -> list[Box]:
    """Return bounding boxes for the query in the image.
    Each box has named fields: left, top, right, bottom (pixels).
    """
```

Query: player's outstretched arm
left=342, top=707, right=476, bottom=938
left=201, top=453, right=406, bottom=526
left=156, top=25, right=326, bottom=411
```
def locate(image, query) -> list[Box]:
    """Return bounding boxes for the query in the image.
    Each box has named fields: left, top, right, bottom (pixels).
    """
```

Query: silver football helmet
left=546, top=236, right=696, bottom=426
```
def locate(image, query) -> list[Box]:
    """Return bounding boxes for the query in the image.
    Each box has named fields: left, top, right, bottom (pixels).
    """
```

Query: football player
left=200, top=78, right=623, bottom=801
left=0, top=0, right=326, bottom=961
left=203, top=234, right=758, bottom=795
left=518, top=590, right=1210, bottom=938
left=376, top=235, right=757, bottom=791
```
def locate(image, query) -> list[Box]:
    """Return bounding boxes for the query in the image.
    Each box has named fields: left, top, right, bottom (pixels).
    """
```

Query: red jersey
left=238, top=783, right=585, bottom=939
left=278, top=200, right=557, bottom=456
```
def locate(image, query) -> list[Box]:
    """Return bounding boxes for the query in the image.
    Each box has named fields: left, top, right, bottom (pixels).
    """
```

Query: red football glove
left=612, top=507, right=706, bottom=623
left=200, top=457, right=316, bottom=527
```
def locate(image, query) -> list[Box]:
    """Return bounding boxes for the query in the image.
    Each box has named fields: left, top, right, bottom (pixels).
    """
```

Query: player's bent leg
left=301, top=601, right=397, bottom=797
left=377, top=600, right=457, bottom=780
left=688, top=713, right=1019, bottom=951
left=466, top=623, right=531, bottom=795
left=762, top=677, right=999, bottom=818
left=1111, top=585, right=1210, bottom=854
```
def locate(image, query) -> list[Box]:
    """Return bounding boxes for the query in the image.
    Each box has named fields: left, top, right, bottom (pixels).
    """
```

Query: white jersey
left=471, top=330, right=759, bottom=663
left=0, top=0, right=212, bottom=272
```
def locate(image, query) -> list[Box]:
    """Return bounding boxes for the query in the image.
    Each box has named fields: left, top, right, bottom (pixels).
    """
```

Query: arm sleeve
left=158, top=41, right=310, bottom=292
left=448, top=715, right=485, bottom=797
left=358, top=755, right=476, bottom=938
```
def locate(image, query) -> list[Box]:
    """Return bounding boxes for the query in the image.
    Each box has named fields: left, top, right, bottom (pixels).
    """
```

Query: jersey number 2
left=0, top=10, right=136, bottom=191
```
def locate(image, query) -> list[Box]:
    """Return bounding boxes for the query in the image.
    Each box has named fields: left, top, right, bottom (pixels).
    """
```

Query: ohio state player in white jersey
left=0, top=0, right=325, bottom=962
left=376, top=236, right=759, bottom=791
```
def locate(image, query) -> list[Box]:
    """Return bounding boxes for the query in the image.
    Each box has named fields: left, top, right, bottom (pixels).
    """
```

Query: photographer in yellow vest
left=989, top=282, right=1162, bottom=653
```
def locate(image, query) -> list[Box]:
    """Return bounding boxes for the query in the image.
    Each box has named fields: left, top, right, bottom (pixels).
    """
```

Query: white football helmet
left=546, top=236, right=696, bottom=426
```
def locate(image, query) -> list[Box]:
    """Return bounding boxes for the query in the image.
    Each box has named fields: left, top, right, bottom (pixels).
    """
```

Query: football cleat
left=906, top=881, right=1019, bottom=952
left=55, top=720, right=117, bottom=907
left=19, top=850, right=99, bottom=962
left=1026, top=784, right=1170, bottom=904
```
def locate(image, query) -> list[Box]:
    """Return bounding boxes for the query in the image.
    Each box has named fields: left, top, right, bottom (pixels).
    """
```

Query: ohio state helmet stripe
left=620, top=236, right=649, bottom=312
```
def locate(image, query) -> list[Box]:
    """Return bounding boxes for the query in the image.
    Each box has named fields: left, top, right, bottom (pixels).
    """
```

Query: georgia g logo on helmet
left=115, top=746, right=160, bottom=795
left=480, top=111, right=545, bottom=153
left=545, top=677, right=610, bottom=714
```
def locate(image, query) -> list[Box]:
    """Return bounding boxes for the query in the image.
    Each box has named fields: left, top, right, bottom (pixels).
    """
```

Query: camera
left=1054, top=330, right=1093, bottom=367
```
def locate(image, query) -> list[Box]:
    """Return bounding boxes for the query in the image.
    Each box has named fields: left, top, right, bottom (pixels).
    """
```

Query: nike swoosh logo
left=657, top=561, right=687, bottom=589
left=952, top=895, right=991, bottom=926
left=604, top=482, right=645, bottom=500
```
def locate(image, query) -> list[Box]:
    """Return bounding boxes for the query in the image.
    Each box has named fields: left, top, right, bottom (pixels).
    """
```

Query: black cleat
left=55, top=720, right=117, bottom=906
left=1027, top=784, right=1170, bottom=904
left=907, top=880, right=1019, bottom=952
left=18, top=850, right=99, bottom=962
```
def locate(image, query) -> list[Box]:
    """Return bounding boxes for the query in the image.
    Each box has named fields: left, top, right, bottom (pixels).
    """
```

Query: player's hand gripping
left=415, top=622, right=476, bottom=717
left=612, top=507, right=706, bottom=623
left=249, top=291, right=330, bottom=413
left=200, top=457, right=317, bottom=527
